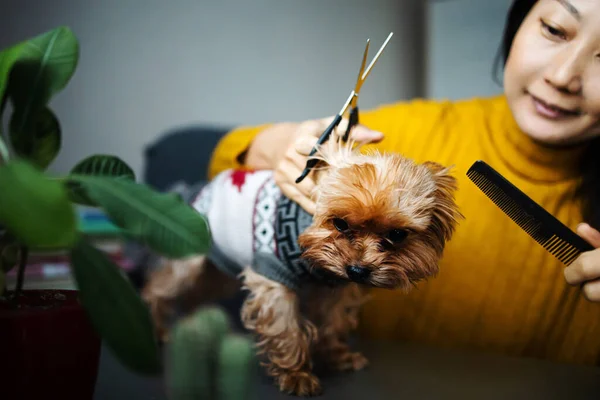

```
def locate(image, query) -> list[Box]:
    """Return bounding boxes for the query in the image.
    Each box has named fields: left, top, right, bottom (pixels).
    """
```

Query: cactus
left=216, top=334, right=257, bottom=400
left=167, top=306, right=257, bottom=400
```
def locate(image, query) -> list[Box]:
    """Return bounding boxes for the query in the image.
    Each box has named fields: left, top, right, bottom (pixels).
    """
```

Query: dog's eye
left=387, top=229, right=408, bottom=243
left=333, top=218, right=349, bottom=232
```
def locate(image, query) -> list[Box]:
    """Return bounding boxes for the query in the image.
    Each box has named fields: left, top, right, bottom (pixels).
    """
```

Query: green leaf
left=70, top=239, right=161, bottom=375
left=0, top=44, right=21, bottom=140
left=68, top=176, right=211, bottom=258
left=6, top=27, right=79, bottom=136
left=0, top=160, right=77, bottom=248
left=9, top=106, right=60, bottom=169
left=0, top=135, right=9, bottom=162
left=65, top=180, right=98, bottom=207
left=66, top=155, right=135, bottom=207
left=71, top=155, right=135, bottom=180
left=0, top=44, right=22, bottom=110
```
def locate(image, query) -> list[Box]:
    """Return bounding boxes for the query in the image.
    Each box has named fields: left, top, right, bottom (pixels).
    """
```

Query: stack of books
left=5, top=206, right=135, bottom=290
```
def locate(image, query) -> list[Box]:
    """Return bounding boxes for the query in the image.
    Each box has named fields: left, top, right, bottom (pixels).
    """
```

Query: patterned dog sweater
left=190, top=169, right=329, bottom=291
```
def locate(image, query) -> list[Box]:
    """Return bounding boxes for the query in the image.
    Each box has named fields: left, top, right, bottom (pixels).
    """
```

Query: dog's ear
left=422, top=161, right=463, bottom=243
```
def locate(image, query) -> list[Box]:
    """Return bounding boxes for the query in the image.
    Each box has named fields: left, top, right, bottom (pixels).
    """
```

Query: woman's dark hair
left=493, top=0, right=538, bottom=84
left=500, top=0, right=539, bottom=64
left=495, top=0, right=600, bottom=229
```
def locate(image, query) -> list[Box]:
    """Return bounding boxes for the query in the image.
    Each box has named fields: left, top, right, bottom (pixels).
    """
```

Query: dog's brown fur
left=142, top=139, right=463, bottom=396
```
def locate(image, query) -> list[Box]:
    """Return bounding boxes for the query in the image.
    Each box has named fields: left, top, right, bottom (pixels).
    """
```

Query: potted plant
left=0, top=26, right=211, bottom=399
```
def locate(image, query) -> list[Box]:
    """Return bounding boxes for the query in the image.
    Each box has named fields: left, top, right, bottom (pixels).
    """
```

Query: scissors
left=296, top=32, right=393, bottom=184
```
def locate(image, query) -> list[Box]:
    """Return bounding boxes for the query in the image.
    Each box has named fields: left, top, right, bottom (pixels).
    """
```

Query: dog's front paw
left=276, top=370, right=322, bottom=397
left=331, top=351, right=369, bottom=372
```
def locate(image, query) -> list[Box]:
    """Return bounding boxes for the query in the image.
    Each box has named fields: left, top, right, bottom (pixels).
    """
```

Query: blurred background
left=0, top=0, right=511, bottom=181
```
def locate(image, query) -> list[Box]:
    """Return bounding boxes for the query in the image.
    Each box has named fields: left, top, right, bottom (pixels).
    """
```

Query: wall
left=425, top=0, right=513, bottom=100
left=0, top=0, right=426, bottom=179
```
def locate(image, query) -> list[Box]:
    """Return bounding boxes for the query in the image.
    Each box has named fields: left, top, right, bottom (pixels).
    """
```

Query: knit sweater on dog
left=190, top=169, right=329, bottom=291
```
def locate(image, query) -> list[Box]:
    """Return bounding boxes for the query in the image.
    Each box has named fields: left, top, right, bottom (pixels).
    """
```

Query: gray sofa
left=143, top=124, right=232, bottom=191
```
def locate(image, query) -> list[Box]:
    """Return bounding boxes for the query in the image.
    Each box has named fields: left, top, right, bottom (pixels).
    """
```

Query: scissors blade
left=358, top=32, right=394, bottom=89
left=342, top=32, right=393, bottom=142
left=350, top=39, right=370, bottom=106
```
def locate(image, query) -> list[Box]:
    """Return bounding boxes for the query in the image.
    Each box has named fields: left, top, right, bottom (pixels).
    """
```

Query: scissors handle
left=342, top=106, right=359, bottom=142
left=295, top=114, right=343, bottom=184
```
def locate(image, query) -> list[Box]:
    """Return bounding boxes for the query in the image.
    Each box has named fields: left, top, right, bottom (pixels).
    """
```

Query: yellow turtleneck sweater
left=207, top=95, right=600, bottom=366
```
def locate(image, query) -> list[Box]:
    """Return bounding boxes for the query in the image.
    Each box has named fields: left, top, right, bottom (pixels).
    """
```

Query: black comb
left=466, top=160, right=593, bottom=266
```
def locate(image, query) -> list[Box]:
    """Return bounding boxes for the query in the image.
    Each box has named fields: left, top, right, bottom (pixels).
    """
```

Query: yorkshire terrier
left=142, top=138, right=462, bottom=396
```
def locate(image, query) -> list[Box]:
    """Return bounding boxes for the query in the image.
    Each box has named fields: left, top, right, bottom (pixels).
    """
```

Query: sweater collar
left=487, top=96, right=585, bottom=183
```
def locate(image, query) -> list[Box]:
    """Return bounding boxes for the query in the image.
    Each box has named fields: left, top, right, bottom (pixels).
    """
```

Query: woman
left=208, top=0, right=600, bottom=365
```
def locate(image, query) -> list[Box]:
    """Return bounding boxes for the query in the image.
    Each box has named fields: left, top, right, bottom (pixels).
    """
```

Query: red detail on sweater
left=230, top=170, right=255, bottom=192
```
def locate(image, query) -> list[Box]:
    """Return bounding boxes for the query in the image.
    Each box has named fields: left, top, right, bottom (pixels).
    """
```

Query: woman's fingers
left=298, top=119, right=331, bottom=139
left=564, top=250, right=600, bottom=286
left=279, top=150, right=316, bottom=196
left=275, top=166, right=316, bottom=215
left=294, top=136, right=319, bottom=156
left=582, top=279, right=600, bottom=302
left=350, top=125, right=385, bottom=143
left=565, top=223, right=600, bottom=289
left=280, top=181, right=316, bottom=215
left=577, top=223, right=600, bottom=248
left=313, top=116, right=384, bottom=144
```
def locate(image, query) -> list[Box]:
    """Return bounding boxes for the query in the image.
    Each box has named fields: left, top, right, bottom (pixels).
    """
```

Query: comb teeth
left=544, top=234, right=580, bottom=266
left=466, top=169, right=581, bottom=266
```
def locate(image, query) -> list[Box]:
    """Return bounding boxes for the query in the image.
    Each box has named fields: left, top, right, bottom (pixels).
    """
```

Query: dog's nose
left=345, top=265, right=371, bottom=282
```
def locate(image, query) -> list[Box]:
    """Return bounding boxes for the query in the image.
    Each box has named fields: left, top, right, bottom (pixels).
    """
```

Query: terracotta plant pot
left=0, top=289, right=102, bottom=400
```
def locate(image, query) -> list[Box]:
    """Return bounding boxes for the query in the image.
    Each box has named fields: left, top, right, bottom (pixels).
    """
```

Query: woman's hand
left=564, top=223, right=600, bottom=302
left=273, top=116, right=384, bottom=215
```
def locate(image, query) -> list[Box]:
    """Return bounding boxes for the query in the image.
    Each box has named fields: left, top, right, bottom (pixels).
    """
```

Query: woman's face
left=504, top=0, right=600, bottom=146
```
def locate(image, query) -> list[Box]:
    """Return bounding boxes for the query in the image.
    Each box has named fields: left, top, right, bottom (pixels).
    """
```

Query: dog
left=142, top=138, right=462, bottom=396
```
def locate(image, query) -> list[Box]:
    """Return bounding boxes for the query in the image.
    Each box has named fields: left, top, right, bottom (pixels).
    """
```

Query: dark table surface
left=94, top=338, right=600, bottom=400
